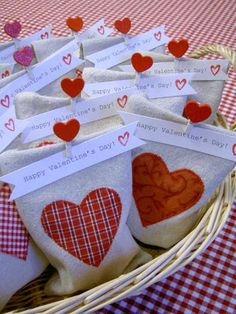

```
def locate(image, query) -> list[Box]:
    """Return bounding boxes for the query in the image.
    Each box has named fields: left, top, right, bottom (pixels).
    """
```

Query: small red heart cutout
left=41, top=188, right=122, bottom=266
left=114, top=18, right=131, bottom=34
left=61, top=77, right=84, bottom=98
left=183, top=100, right=212, bottom=123
left=13, top=46, right=34, bottom=67
left=4, top=21, right=22, bottom=38
left=131, top=53, right=153, bottom=73
left=168, top=38, right=189, bottom=58
left=53, top=118, right=80, bottom=142
left=66, top=16, right=84, bottom=32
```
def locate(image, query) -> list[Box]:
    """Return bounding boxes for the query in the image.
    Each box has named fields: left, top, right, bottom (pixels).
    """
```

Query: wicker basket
left=3, top=45, right=236, bottom=314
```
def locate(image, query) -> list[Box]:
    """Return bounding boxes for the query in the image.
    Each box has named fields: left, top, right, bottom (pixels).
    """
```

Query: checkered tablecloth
left=1, top=0, right=236, bottom=313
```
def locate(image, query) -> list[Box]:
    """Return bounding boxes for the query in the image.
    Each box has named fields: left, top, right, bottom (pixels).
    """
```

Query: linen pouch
left=123, top=94, right=235, bottom=248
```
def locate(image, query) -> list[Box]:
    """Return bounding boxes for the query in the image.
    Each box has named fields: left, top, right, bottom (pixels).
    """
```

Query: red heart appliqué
left=61, top=77, right=84, bottom=98
left=114, top=18, right=131, bottom=34
left=41, top=188, right=122, bottom=267
left=183, top=100, right=212, bottom=123
left=133, top=153, right=204, bottom=226
left=97, top=25, right=105, bottom=35
left=63, top=54, right=72, bottom=65
left=53, top=118, right=80, bottom=142
left=4, top=118, right=15, bottom=131
left=66, top=16, right=84, bottom=32
left=13, top=46, right=34, bottom=67
left=210, top=64, right=221, bottom=76
left=168, top=38, right=189, bottom=58
left=118, top=131, right=129, bottom=146
left=0, top=183, right=29, bottom=260
left=4, top=21, right=22, bottom=38
left=175, top=79, right=186, bottom=90
left=1, top=95, right=10, bottom=108
left=117, top=95, right=128, bottom=108
left=131, top=53, right=153, bottom=73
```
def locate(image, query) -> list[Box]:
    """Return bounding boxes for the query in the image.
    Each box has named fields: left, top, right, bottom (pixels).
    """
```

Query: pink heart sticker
left=13, top=46, right=34, bottom=67
left=117, top=95, right=128, bottom=108
left=118, top=131, right=129, bottom=146
left=175, top=79, right=187, bottom=90
left=4, top=21, right=22, bottom=38
left=97, top=25, right=105, bottom=35
left=4, top=118, right=15, bottom=132
left=63, top=54, right=72, bottom=65
left=210, top=64, right=220, bottom=76
left=1, top=95, right=10, bottom=108
left=154, top=31, right=161, bottom=41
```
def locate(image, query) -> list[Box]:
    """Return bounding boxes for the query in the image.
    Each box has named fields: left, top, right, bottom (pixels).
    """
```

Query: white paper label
left=0, top=64, right=14, bottom=80
left=0, top=106, right=28, bottom=153
left=0, top=25, right=53, bottom=64
left=120, top=112, right=236, bottom=161
left=21, top=87, right=140, bottom=143
left=84, top=74, right=196, bottom=98
left=1, top=123, right=145, bottom=200
left=119, top=59, right=229, bottom=81
left=86, top=25, right=169, bottom=68
left=0, top=41, right=84, bottom=116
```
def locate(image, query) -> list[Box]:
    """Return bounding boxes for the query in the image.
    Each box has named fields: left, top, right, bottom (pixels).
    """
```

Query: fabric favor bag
left=0, top=119, right=151, bottom=296
left=82, top=36, right=166, bottom=69
left=123, top=94, right=235, bottom=248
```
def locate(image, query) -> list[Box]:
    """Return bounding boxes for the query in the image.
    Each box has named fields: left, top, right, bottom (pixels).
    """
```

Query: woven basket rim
left=3, top=44, right=236, bottom=314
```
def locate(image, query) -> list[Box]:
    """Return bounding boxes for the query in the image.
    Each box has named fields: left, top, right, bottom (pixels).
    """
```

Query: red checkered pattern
left=41, top=188, right=121, bottom=267
left=0, top=0, right=236, bottom=312
left=0, top=183, right=29, bottom=260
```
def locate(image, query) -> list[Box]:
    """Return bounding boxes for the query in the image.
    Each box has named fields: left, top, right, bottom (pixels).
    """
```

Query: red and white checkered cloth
left=0, top=0, right=235, bottom=312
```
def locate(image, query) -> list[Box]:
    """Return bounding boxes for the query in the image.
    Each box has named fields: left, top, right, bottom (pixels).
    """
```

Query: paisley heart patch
left=41, top=188, right=122, bottom=267
left=61, top=77, right=84, bottom=98
left=131, top=53, right=153, bottom=73
left=168, top=38, right=189, bottom=58
left=114, top=18, right=131, bottom=34
left=13, top=46, right=34, bottom=67
left=183, top=100, right=212, bottom=123
left=4, top=21, right=22, bottom=38
left=0, top=183, right=29, bottom=260
left=132, top=153, right=204, bottom=226
left=66, top=16, right=84, bottom=32
left=53, top=118, right=80, bottom=142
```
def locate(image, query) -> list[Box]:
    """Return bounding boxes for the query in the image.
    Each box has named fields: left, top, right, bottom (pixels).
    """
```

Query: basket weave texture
left=3, top=44, right=236, bottom=314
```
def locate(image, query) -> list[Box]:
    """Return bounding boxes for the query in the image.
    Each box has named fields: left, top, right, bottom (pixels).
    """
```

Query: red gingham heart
left=0, top=183, right=29, bottom=260
left=41, top=188, right=122, bottom=267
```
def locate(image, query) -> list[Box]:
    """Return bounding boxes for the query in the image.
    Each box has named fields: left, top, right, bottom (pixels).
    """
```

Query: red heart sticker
left=41, top=188, right=122, bottom=267
left=4, top=21, right=22, bottom=38
left=61, top=77, right=84, bottom=98
left=175, top=79, right=186, bottom=90
left=183, top=100, right=212, bottom=123
left=114, top=18, right=131, bottom=34
left=133, top=153, right=204, bottom=226
left=63, top=54, right=72, bottom=65
left=97, top=25, right=105, bottom=35
left=117, top=95, right=128, bottom=108
left=118, top=131, right=129, bottom=146
left=210, top=64, right=221, bottom=76
left=131, top=53, right=153, bottom=73
left=13, top=46, right=34, bottom=67
left=1, top=95, right=10, bottom=108
left=4, top=118, right=15, bottom=131
left=168, top=38, right=189, bottom=58
left=53, top=118, right=80, bottom=142
left=66, top=16, right=84, bottom=32
left=0, top=183, right=29, bottom=260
